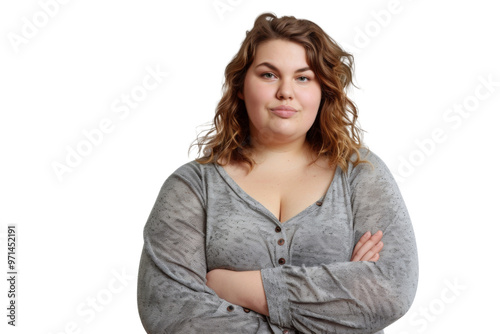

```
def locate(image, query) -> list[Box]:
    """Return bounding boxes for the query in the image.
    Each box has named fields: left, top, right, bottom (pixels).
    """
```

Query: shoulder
left=346, top=147, right=395, bottom=186
left=159, top=161, right=216, bottom=207
left=166, top=159, right=218, bottom=188
left=170, top=160, right=206, bottom=182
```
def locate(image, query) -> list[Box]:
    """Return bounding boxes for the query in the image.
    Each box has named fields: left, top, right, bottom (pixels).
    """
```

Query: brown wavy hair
left=191, top=12, right=371, bottom=172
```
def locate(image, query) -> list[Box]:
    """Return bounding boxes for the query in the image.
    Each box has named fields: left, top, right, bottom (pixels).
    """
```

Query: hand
left=350, top=230, right=384, bottom=262
left=206, top=269, right=269, bottom=316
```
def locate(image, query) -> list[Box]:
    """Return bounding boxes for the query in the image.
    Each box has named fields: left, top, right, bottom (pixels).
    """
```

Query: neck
left=249, top=135, right=313, bottom=165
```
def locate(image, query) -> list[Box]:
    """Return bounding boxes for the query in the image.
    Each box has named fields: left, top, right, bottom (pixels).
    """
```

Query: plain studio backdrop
left=1, top=0, right=498, bottom=333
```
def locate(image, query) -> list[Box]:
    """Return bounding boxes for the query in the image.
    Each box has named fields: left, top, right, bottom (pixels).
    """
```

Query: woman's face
left=239, top=39, right=322, bottom=147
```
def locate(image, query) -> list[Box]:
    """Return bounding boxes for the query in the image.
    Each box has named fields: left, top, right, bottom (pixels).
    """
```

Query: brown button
left=227, top=305, right=234, bottom=312
left=316, top=201, right=322, bottom=206
left=275, top=226, right=282, bottom=233
left=277, top=238, right=285, bottom=246
left=243, top=307, right=251, bottom=313
left=278, top=258, right=286, bottom=265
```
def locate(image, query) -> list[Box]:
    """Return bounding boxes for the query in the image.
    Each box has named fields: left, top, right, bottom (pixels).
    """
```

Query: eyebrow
left=255, top=62, right=311, bottom=73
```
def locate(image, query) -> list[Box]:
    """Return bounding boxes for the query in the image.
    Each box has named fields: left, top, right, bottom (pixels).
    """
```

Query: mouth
left=270, top=105, right=297, bottom=118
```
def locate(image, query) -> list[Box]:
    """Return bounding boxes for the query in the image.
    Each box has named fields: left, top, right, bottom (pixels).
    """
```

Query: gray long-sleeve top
left=137, top=148, right=419, bottom=333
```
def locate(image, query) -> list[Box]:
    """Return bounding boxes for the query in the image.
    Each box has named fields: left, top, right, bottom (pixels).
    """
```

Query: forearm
left=205, top=230, right=385, bottom=318
left=206, top=269, right=269, bottom=316
left=261, top=256, right=417, bottom=332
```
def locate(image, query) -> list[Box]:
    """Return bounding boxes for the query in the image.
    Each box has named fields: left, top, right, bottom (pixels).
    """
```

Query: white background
left=1, top=0, right=499, bottom=333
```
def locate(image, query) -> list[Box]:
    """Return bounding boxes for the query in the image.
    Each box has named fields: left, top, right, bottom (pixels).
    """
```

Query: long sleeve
left=260, top=149, right=419, bottom=333
left=137, top=164, right=271, bottom=333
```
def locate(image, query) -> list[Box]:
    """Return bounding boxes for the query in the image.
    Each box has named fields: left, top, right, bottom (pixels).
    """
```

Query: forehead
left=253, top=39, right=309, bottom=67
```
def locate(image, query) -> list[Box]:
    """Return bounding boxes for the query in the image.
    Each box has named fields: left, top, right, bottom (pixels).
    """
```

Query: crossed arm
left=206, top=230, right=384, bottom=316
left=139, top=153, right=417, bottom=333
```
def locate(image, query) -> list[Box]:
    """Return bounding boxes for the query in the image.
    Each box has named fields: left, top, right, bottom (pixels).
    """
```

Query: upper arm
left=137, top=164, right=271, bottom=333
left=261, top=150, right=419, bottom=332
left=349, top=149, right=419, bottom=311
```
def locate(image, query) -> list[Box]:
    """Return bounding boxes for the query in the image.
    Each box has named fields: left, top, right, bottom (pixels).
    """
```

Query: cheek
left=307, top=84, right=323, bottom=106
left=242, top=80, right=265, bottom=126
left=300, top=88, right=322, bottom=116
left=244, top=79, right=271, bottom=105
left=300, top=91, right=322, bottom=130
left=243, top=82, right=273, bottom=121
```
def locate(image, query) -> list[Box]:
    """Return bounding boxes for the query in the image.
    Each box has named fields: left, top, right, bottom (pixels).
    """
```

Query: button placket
left=274, top=224, right=287, bottom=266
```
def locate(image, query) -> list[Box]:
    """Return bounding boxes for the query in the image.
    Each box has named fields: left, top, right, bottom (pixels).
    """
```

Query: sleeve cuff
left=260, top=267, right=292, bottom=327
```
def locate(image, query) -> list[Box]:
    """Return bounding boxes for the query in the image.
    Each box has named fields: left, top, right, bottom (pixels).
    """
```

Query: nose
left=276, top=79, right=293, bottom=101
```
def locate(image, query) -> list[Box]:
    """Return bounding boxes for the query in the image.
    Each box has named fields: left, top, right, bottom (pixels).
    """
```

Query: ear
left=237, top=90, right=244, bottom=100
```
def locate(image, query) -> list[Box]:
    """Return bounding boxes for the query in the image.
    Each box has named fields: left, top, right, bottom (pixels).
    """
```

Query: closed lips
left=270, top=106, right=298, bottom=118
left=271, top=105, right=297, bottom=112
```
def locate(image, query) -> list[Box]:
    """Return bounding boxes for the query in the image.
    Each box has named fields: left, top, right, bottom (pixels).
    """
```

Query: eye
left=261, top=72, right=277, bottom=79
left=297, top=76, right=310, bottom=82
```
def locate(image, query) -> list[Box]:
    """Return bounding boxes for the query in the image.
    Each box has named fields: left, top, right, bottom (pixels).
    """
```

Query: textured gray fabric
left=137, top=148, right=418, bottom=333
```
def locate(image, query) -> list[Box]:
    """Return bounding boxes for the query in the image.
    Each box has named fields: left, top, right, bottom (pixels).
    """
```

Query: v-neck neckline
left=214, top=163, right=340, bottom=224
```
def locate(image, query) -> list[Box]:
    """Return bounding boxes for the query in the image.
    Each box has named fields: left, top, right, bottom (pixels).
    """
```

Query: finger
left=359, top=241, right=383, bottom=261
left=351, top=231, right=371, bottom=260
left=353, top=231, right=371, bottom=254
left=360, top=241, right=383, bottom=261
left=351, top=230, right=383, bottom=262
left=368, top=253, right=380, bottom=262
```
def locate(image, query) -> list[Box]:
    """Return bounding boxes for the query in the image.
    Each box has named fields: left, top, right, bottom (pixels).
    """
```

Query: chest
left=227, top=163, right=336, bottom=223
left=204, top=166, right=355, bottom=271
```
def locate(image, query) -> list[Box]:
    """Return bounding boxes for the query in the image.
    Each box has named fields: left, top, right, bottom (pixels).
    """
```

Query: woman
left=137, top=12, right=418, bottom=334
